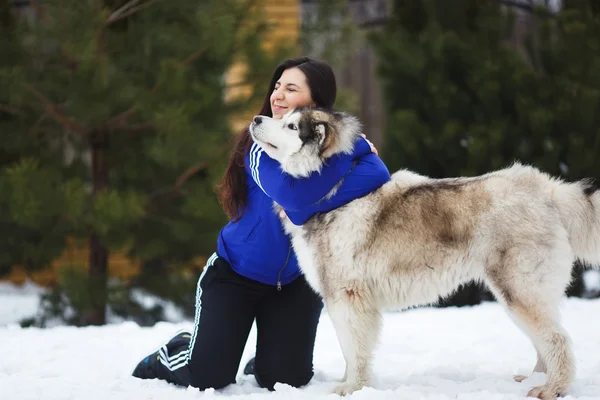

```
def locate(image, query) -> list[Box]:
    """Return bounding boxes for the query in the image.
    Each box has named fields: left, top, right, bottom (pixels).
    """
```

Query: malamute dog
left=249, top=108, right=600, bottom=399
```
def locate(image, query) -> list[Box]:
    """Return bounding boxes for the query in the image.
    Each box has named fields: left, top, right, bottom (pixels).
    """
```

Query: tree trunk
left=85, top=129, right=110, bottom=326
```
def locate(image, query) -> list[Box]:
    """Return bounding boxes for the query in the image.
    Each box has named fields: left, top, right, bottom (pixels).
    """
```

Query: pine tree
left=370, top=0, right=600, bottom=303
left=0, top=1, right=80, bottom=279
left=1, top=0, right=287, bottom=325
left=372, top=0, right=600, bottom=180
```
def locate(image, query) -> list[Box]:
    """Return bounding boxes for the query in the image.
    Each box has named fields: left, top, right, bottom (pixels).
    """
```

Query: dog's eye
left=287, top=124, right=297, bottom=130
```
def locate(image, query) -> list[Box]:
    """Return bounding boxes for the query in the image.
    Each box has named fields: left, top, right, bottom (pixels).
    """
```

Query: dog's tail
left=553, top=177, right=600, bottom=267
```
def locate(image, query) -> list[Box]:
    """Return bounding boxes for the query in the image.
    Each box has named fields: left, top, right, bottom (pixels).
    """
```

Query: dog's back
left=259, top=107, right=600, bottom=398
left=294, top=162, right=600, bottom=398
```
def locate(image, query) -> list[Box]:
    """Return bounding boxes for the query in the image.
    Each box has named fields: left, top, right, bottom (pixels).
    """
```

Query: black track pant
left=153, top=253, right=324, bottom=391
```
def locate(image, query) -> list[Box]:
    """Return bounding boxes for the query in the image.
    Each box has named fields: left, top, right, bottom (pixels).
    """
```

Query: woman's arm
left=246, top=137, right=372, bottom=211
left=284, top=153, right=391, bottom=225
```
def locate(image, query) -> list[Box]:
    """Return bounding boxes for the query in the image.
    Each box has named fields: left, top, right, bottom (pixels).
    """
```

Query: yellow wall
left=226, top=0, right=300, bottom=132
left=3, top=0, right=300, bottom=287
left=6, top=238, right=142, bottom=287
left=262, top=0, right=301, bottom=44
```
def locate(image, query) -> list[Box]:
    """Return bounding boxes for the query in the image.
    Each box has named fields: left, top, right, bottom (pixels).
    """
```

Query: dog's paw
left=333, top=382, right=364, bottom=396
left=514, top=374, right=528, bottom=383
left=527, top=385, right=561, bottom=399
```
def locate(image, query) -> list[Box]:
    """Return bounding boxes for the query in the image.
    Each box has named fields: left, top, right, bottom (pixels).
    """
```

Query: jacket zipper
left=276, top=244, right=292, bottom=291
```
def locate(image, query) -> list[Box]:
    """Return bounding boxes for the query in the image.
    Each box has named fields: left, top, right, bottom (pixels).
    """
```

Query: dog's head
left=248, top=107, right=361, bottom=177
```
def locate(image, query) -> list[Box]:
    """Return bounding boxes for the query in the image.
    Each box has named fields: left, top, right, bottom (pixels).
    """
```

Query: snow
left=583, top=271, right=600, bottom=298
left=2, top=282, right=600, bottom=400
left=0, top=281, right=44, bottom=326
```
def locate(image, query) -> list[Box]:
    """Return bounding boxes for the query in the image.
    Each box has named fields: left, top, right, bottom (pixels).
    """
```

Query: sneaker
left=243, top=357, right=256, bottom=375
left=132, top=351, right=161, bottom=379
left=165, top=331, right=192, bottom=348
left=132, top=330, right=192, bottom=380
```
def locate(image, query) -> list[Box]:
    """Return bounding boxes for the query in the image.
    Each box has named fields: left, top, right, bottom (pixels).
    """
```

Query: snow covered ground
left=0, top=280, right=43, bottom=326
left=2, top=280, right=600, bottom=400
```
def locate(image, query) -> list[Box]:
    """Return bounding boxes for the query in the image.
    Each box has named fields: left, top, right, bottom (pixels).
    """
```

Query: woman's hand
left=360, top=134, right=378, bottom=156
left=279, top=208, right=290, bottom=222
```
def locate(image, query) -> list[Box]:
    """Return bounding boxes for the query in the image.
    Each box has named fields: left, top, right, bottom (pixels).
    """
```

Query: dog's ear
left=298, top=118, right=314, bottom=144
left=299, top=121, right=329, bottom=145
left=314, top=122, right=327, bottom=139
left=299, top=123, right=322, bottom=143
left=299, top=114, right=327, bottom=143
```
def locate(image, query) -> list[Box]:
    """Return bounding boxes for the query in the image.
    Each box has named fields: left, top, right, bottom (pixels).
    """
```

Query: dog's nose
left=253, top=116, right=262, bottom=125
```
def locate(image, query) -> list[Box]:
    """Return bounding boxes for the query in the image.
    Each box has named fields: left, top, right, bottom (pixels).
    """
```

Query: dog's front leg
left=326, top=291, right=382, bottom=396
left=328, top=302, right=349, bottom=383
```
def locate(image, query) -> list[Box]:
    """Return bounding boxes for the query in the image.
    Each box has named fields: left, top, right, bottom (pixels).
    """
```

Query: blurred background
left=1, top=0, right=598, bottom=328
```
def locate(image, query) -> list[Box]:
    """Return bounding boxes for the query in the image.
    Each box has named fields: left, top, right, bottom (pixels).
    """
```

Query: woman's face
left=270, top=67, right=315, bottom=119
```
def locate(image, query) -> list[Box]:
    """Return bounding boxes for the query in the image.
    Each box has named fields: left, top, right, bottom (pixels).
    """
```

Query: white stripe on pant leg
left=187, top=252, right=217, bottom=358
left=187, top=252, right=218, bottom=362
left=158, top=253, right=218, bottom=372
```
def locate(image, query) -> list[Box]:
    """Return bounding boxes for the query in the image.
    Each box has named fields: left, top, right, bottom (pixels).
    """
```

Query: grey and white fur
left=249, top=107, right=600, bottom=399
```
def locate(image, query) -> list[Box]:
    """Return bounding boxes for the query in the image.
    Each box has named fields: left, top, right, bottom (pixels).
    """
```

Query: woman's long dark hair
left=217, top=56, right=337, bottom=222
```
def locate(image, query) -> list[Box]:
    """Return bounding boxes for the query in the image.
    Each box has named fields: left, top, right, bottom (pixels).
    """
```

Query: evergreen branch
left=112, top=122, right=155, bottom=132
left=107, top=42, right=205, bottom=127
left=182, top=45, right=209, bottom=68
left=23, top=84, right=87, bottom=138
left=332, top=0, right=557, bottom=30
left=113, top=0, right=158, bottom=22
left=174, top=161, right=209, bottom=191
left=169, top=142, right=231, bottom=196
left=227, top=0, right=260, bottom=56
left=183, top=0, right=256, bottom=67
left=60, top=48, right=79, bottom=72
left=28, top=112, right=49, bottom=136
left=27, top=0, right=79, bottom=71
left=0, top=104, right=26, bottom=117
left=105, top=0, right=141, bottom=24
left=107, top=106, right=138, bottom=126
left=106, top=80, right=161, bottom=128
left=108, top=1, right=248, bottom=127
left=105, top=0, right=163, bottom=25
left=147, top=142, right=231, bottom=212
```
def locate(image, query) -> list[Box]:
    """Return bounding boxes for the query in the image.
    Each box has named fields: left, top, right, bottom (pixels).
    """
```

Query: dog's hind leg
left=504, top=301, right=573, bottom=399
left=486, top=255, right=575, bottom=399
left=325, top=288, right=382, bottom=396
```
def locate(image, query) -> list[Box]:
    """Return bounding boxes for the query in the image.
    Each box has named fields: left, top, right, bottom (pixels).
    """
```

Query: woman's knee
left=190, top=373, right=236, bottom=391
left=254, top=368, right=314, bottom=390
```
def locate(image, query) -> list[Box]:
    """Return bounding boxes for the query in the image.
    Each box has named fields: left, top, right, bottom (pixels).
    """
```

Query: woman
left=132, top=56, right=391, bottom=391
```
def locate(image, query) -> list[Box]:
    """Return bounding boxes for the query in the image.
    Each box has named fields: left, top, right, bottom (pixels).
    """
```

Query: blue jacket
left=216, top=136, right=391, bottom=286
